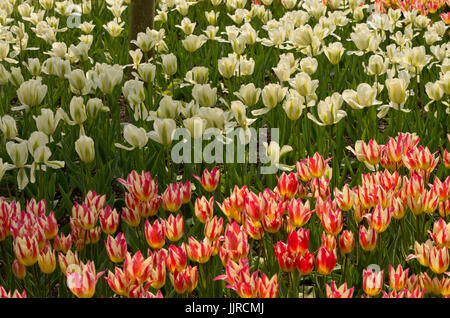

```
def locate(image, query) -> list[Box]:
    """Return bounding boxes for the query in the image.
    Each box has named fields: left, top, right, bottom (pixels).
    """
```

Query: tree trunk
left=129, top=0, right=155, bottom=50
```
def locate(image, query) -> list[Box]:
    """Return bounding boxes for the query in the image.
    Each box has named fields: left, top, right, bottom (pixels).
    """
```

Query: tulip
left=38, top=244, right=56, bottom=274
left=161, top=183, right=183, bottom=213
left=66, top=69, right=91, bottom=95
left=277, top=172, right=298, bottom=200
left=118, top=170, right=158, bottom=202
left=389, top=264, right=409, bottom=291
left=363, top=269, right=384, bottom=296
left=234, top=83, right=261, bottom=107
left=419, top=272, right=441, bottom=296
left=185, top=66, right=209, bottom=85
left=148, top=118, right=176, bottom=146
left=123, top=251, right=152, bottom=284
left=367, top=54, right=389, bottom=76
left=324, top=42, right=344, bottom=65
left=116, top=124, right=148, bottom=151
left=204, top=216, right=224, bottom=242
left=99, top=206, right=119, bottom=235
left=170, top=268, right=190, bottom=294
left=14, top=79, right=47, bottom=110
left=218, top=54, right=238, bottom=79
left=259, top=273, right=279, bottom=298
left=72, top=203, right=98, bottom=231
left=334, top=185, right=353, bottom=212
left=308, top=93, right=346, bottom=126
left=321, top=207, right=343, bottom=236
left=181, top=181, right=192, bottom=204
left=366, top=204, right=392, bottom=233
left=244, top=191, right=264, bottom=222
left=105, top=267, right=129, bottom=297
left=359, top=225, right=377, bottom=252
left=262, top=199, right=284, bottom=234
left=300, top=56, right=318, bottom=75
left=192, top=84, right=217, bottom=107
left=321, top=232, right=337, bottom=253
left=193, top=167, right=220, bottom=192
left=121, top=207, right=141, bottom=227
left=440, top=276, right=450, bottom=296
left=186, top=236, right=213, bottom=264
left=167, top=244, right=187, bottom=273
left=308, top=153, right=329, bottom=179
left=66, top=261, right=105, bottom=298
left=182, top=34, right=207, bottom=52
left=58, top=250, right=79, bottom=275
left=428, top=245, right=449, bottom=274
left=12, top=259, right=26, bottom=280
left=338, top=230, right=355, bottom=255
left=193, top=196, right=214, bottom=224
left=386, top=78, right=408, bottom=106
left=316, top=246, right=337, bottom=275
left=287, top=228, right=310, bottom=255
left=219, top=222, right=249, bottom=266
left=326, top=281, right=355, bottom=298
left=161, top=53, right=177, bottom=76
left=287, top=198, right=312, bottom=228
left=105, top=233, right=127, bottom=263
left=274, top=242, right=296, bottom=272
left=53, top=233, right=72, bottom=254
left=260, top=83, right=287, bottom=112
left=0, top=115, right=18, bottom=140
left=165, top=214, right=184, bottom=242
left=13, top=235, right=39, bottom=266
left=145, top=219, right=166, bottom=250
left=296, top=250, right=314, bottom=275
left=75, top=135, right=95, bottom=164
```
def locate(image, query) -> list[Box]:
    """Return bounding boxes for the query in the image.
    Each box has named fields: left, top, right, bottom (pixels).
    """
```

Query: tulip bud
left=283, top=90, right=305, bottom=120
left=75, top=135, right=95, bottom=164
left=99, top=206, right=119, bottom=235
left=194, top=196, right=214, bottom=224
left=105, top=233, right=127, bottom=263
left=338, top=230, right=355, bottom=255
left=12, top=259, right=26, bottom=280
left=0, top=64, right=10, bottom=85
left=86, top=98, right=109, bottom=119
left=161, top=53, right=177, bottom=76
left=193, top=167, right=220, bottom=192
left=145, top=219, right=166, bottom=249
left=359, top=225, right=377, bottom=252
left=70, top=96, right=87, bottom=125
left=0, top=115, right=18, bottom=140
